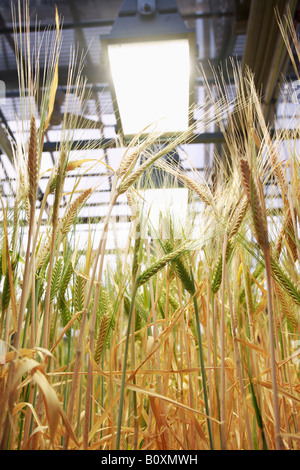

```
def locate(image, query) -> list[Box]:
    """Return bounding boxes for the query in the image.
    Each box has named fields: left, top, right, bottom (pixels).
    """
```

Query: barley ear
left=59, top=260, right=73, bottom=298
left=52, top=150, right=67, bottom=225
left=50, top=257, right=63, bottom=303
left=211, top=240, right=233, bottom=294
left=94, top=313, right=110, bottom=364
left=282, top=202, right=298, bottom=262
left=118, top=149, right=139, bottom=178
left=228, top=196, right=248, bottom=239
left=137, top=245, right=189, bottom=287
left=164, top=240, right=195, bottom=294
left=270, top=256, right=300, bottom=306
left=240, top=158, right=269, bottom=250
left=274, top=283, right=298, bottom=329
left=58, top=295, right=72, bottom=336
left=181, top=175, right=214, bottom=207
left=2, top=270, right=11, bottom=313
left=60, top=188, right=92, bottom=236
left=28, top=115, right=38, bottom=207
left=74, top=273, right=87, bottom=314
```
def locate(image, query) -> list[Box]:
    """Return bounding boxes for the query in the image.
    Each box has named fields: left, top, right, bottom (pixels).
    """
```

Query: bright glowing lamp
left=101, top=0, right=195, bottom=139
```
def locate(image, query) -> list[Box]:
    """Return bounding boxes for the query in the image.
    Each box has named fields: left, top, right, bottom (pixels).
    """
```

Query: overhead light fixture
left=101, top=0, right=195, bottom=139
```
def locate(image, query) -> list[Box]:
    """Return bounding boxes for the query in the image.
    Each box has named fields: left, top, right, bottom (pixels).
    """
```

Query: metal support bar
left=40, top=128, right=298, bottom=153
left=42, top=133, right=226, bottom=152
left=0, top=12, right=235, bottom=35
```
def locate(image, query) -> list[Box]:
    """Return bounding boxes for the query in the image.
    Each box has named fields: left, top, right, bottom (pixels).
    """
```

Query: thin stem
left=264, top=245, right=283, bottom=450
left=189, top=264, right=214, bottom=450
left=0, top=197, right=35, bottom=449
left=224, top=257, right=254, bottom=449
left=220, top=233, right=227, bottom=449
left=116, top=279, right=139, bottom=450
left=82, top=174, right=119, bottom=449
left=145, top=239, right=169, bottom=448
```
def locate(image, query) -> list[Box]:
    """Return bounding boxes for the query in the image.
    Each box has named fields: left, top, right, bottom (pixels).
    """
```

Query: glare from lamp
left=108, top=39, right=191, bottom=136
left=140, top=187, right=189, bottom=240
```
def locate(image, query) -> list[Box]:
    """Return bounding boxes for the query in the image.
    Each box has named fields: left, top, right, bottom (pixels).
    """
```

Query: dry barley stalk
left=0, top=105, right=42, bottom=446
left=43, top=148, right=67, bottom=349
left=0, top=119, right=40, bottom=449
left=224, top=253, right=254, bottom=449
left=220, top=232, right=228, bottom=449
left=69, top=135, right=172, bottom=448
left=75, top=172, right=119, bottom=450
left=239, top=156, right=283, bottom=450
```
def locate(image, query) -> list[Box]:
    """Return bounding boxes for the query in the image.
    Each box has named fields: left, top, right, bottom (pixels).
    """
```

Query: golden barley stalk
left=269, top=144, right=288, bottom=194
left=126, top=188, right=135, bottom=215
left=118, top=157, right=153, bottom=195
left=36, top=233, right=52, bottom=269
left=52, top=150, right=67, bottom=224
left=228, top=196, right=248, bottom=239
left=60, top=188, right=92, bottom=236
left=118, top=149, right=139, bottom=178
left=282, top=202, right=298, bottom=262
left=240, top=158, right=269, bottom=250
left=275, top=204, right=298, bottom=262
left=180, top=174, right=214, bottom=207
left=28, top=115, right=38, bottom=206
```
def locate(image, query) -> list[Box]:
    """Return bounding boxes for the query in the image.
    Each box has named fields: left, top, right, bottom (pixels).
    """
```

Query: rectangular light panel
left=108, top=39, right=191, bottom=136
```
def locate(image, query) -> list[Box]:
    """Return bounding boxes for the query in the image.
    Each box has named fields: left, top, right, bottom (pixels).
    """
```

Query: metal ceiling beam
left=40, top=132, right=226, bottom=152
left=242, top=0, right=299, bottom=125
left=33, top=127, right=300, bottom=153
left=0, top=11, right=236, bottom=35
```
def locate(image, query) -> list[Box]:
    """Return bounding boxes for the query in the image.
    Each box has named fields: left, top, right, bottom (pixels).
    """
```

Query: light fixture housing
left=101, top=0, right=195, bottom=140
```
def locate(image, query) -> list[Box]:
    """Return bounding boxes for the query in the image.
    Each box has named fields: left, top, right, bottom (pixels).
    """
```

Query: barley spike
left=28, top=115, right=38, bottom=206
left=138, top=245, right=189, bottom=287
left=240, top=158, right=269, bottom=250
left=94, top=313, right=110, bottom=364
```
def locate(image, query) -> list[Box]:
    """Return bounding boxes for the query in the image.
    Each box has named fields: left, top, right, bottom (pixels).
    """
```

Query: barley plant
left=0, top=2, right=300, bottom=451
